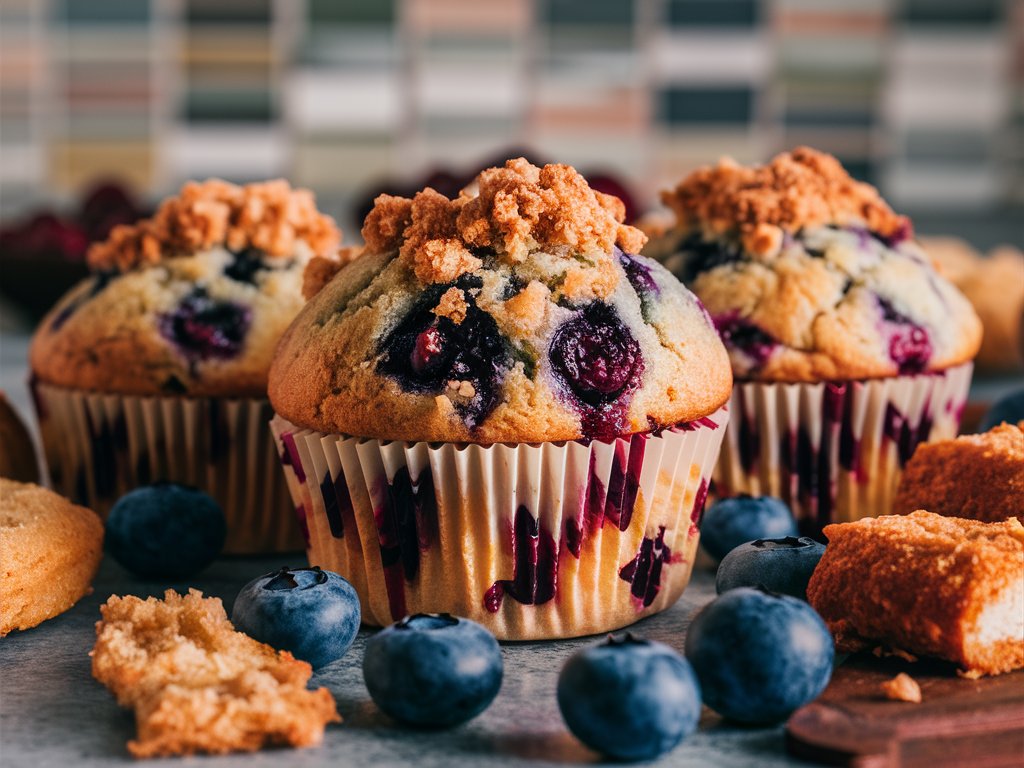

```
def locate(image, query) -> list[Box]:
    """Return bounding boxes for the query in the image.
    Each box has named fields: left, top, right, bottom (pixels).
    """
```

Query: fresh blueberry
left=715, top=536, right=826, bottom=600
left=979, top=388, right=1024, bottom=432
left=231, top=566, right=360, bottom=669
left=557, top=634, right=701, bottom=762
left=158, top=288, right=252, bottom=361
left=362, top=613, right=502, bottom=728
left=106, top=483, right=226, bottom=578
left=685, top=587, right=834, bottom=724
left=699, top=495, right=798, bottom=562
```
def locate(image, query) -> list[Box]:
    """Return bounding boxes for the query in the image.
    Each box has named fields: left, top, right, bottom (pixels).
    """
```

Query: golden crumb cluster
left=88, top=179, right=341, bottom=272
left=661, top=147, right=910, bottom=257
left=361, top=158, right=647, bottom=284
left=301, top=245, right=364, bottom=300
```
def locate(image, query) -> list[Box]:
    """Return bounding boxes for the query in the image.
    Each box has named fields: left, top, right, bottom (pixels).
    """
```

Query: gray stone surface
left=0, top=559, right=821, bottom=767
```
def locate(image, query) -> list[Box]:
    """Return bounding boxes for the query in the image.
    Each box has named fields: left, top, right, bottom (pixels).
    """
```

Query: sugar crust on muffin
left=646, top=148, right=982, bottom=382
left=270, top=158, right=732, bottom=443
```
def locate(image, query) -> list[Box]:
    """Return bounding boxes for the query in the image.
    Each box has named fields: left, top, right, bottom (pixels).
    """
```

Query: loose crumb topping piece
left=361, top=158, right=647, bottom=284
left=88, top=179, right=341, bottom=272
left=302, top=246, right=364, bottom=300
left=880, top=672, right=922, bottom=703
left=661, top=147, right=910, bottom=257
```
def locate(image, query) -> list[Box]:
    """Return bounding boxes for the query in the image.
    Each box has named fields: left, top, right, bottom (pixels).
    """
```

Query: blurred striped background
left=1, top=0, right=1021, bottom=242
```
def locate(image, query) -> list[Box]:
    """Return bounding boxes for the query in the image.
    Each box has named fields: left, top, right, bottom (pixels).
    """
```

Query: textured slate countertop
left=0, top=558, right=820, bottom=768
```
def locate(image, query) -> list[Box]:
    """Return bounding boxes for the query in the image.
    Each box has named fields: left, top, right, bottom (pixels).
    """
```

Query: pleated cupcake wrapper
left=715, top=363, right=973, bottom=536
left=32, top=382, right=302, bottom=554
left=270, top=407, right=729, bottom=641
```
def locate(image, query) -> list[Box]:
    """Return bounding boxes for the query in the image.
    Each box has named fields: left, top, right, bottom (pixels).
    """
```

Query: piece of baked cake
left=1, top=479, right=102, bottom=635
left=894, top=421, right=1024, bottom=523
left=807, top=512, right=1024, bottom=677
left=92, top=589, right=339, bottom=758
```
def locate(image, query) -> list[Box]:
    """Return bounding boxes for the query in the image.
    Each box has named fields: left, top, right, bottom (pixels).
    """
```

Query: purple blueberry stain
left=280, top=433, right=306, bottom=484
left=377, top=275, right=510, bottom=431
left=619, top=526, right=676, bottom=608
left=617, top=249, right=660, bottom=322
left=883, top=400, right=934, bottom=466
left=877, top=296, right=932, bottom=374
left=319, top=471, right=345, bottom=538
left=376, top=466, right=438, bottom=583
left=549, top=302, right=645, bottom=440
left=484, top=505, right=558, bottom=613
left=159, top=288, right=252, bottom=362
left=713, top=312, right=778, bottom=372
left=689, top=477, right=709, bottom=533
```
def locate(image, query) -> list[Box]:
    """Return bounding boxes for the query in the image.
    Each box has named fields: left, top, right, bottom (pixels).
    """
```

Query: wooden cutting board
left=785, top=655, right=1024, bottom=768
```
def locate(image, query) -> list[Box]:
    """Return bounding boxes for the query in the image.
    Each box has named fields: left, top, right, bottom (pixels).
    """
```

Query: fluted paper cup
left=270, top=408, right=729, bottom=641
left=32, top=381, right=302, bottom=554
left=715, top=363, right=973, bottom=537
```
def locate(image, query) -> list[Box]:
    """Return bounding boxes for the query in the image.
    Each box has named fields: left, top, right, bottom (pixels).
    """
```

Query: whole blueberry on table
left=362, top=613, right=502, bottom=727
left=699, top=495, right=798, bottom=561
left=231, top=566, right=360, bottom=669
left=978, top=388, right=1024, bottom=432
left=716, top=536, right=826, bottom=600
left=105, top=483, right=225, bottom=578
left=557, top=634, right=701, bottom=762
left=685, top=587, right=834, bottom=724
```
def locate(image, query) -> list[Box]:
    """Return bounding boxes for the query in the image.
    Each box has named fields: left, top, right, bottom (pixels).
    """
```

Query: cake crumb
left=661, top=147, right=910, bottom=257
left=433, top=287, right=469, bottom=324
left=89, top=179, right=340, bottom=272
left=91, top=589, right=339, bottom=758
left=503, top=280, right=549, bottom=334
left=880, top=672, right=922, bottom=703
left=301, top=246, right=364, bottom=300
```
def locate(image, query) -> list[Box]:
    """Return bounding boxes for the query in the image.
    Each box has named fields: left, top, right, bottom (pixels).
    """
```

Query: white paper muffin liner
left=270, top=407, right=729, bottom=641
left=714, top=363, right=973, bottom=536
left=32, top=381, right=302, bottom=554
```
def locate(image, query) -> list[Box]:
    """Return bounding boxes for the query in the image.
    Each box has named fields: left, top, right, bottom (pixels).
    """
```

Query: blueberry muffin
left=29, top=179, right=343, bottom=553
left=31, top=179, right=340, bottom=397
left=646, top=148, right=981, bottom=532
left=269, top=159, right=732, bottom=639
